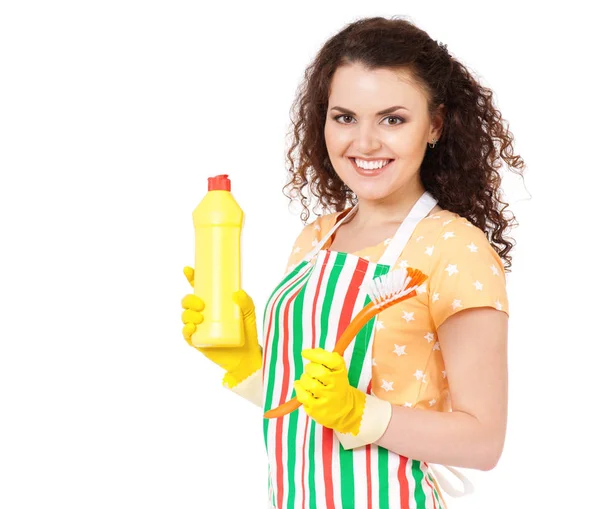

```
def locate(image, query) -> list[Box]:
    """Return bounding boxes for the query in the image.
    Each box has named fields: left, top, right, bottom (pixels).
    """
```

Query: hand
left=293, top=348, right=366, bottom=435
left=181, top=266, right=262, bottom=387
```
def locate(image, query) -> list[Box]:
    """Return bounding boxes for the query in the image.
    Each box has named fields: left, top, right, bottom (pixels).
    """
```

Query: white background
left=1, top=1, right=599, bottom=508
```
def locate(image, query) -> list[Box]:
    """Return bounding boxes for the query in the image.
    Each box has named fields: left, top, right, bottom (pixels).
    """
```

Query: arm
left=372, top=306, right=508, bottom=471
left=225, top=365, right=264, bottom=408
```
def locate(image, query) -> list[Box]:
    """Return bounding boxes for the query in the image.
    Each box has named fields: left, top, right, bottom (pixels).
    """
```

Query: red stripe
left=322, top=427, right=335, bottom=507
left=323, top=256, right=369, bottom=506
left=262, top=271, right=304, bottom=382
left=366, top=444, right=373, bottom=509
left=423, top=469, right=438, bottom=509
left=335, top=257, right=369, bottom=344
left=366, top=380, right=373, bottom=509
left=311, top=250, right=331, bottom=348
left=398, top=456, right=409, bottom=508
left=275, top=285, right=303, bottom=509
left=309, top=251, right=333, bottom=505
left=300, top=414, right=309, bottom=509
left=263, top=267, right=307, bottom=508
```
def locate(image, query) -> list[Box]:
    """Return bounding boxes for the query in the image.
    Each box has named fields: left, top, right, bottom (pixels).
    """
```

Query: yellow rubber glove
left=181, top=266, right=262, bottom=388
left=294, top=348, right=393, bottom=444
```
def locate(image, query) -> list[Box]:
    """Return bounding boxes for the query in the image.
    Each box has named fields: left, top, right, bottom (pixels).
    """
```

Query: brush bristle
left=365, top=267, right=427, bottom=306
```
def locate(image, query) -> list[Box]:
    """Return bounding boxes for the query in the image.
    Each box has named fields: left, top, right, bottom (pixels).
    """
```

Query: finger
left=182, top=309, right=204, bottom=325
left=182, top=323, right=196, bottom=341
left=305, top=362, right=332, bottom=385
left=183, top=266, right=195, bottom=288
left=301, top=348, right=346, bottom=372
left=232, top=290, right=255, bottom=317
left=181, top=294, right=204, bottom=312
left=299, top=373, right=325, bottom=394
left=294, top=380, right=316, bottom=406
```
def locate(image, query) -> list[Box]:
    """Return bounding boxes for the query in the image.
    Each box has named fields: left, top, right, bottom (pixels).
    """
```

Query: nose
left=354, top=123, right=382, bottom=153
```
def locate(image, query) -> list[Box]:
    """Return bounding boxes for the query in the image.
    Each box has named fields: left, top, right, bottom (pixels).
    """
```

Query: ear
left=431, top=103, right=445, bottom=140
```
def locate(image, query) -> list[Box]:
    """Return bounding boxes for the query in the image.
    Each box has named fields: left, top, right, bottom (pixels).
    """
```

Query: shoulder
left=430, top=211, right=504, bottom=272
left=284, top=208, right=349, bottom=270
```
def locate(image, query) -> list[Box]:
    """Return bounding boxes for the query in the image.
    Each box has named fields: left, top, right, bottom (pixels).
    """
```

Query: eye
left=384, top=115, right=405, bottom=126
left=333, top=114, right=406, bottom=125
left=334, top=114, right=354, bottom=124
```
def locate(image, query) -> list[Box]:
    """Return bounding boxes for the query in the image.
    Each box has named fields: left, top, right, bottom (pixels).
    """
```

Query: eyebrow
left=330, top=105, right=409, bottom=115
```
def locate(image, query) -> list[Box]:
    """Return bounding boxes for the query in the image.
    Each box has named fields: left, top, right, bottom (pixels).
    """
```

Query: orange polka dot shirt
left=283, top=207, right=510, bottom=412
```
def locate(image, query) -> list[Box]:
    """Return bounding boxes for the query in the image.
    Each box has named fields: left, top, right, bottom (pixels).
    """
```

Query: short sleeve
left=428, top=218, right=509, bottom=329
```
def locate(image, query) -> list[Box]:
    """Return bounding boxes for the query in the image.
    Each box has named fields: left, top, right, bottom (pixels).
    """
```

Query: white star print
left=442, top=219, right=453, bottom=226
left=416, top=236, right=424, bottom=242
left=402, top=311, right=415, bottom=323
left=424, top=332, right=435, bottom=343
left=313, top=223, right=321, bottom=231
left=442, top=231, right=455, bottom=240
left=445, top=264, right=459, bottom=276
left=416, top=283, right=428, bottom=294
left=372, top=358, right=377, bottom=366
left=397, top=259, right=409, bottom=269
left=375, top=320, right=385, bottom=331
left=403, top=402, right=413, bottom=407
left=467, top=242, right=478, bottom=253
left=473, top=280, right=483, bottom=291
left=433, top=341, right=441, bottom=351
left=464, top=221, right=474, bottom=228
left=425, top=246, right=434, bottom=256
left=452, top=299, right=462, bottom=310
left=491, top=264, right=500, bottom=276
left=432, top=292, right=440, bottom=302
left=494, top=299, right=503, bottom=310
left=429, top=399, right=437, bottom=407
left=442, top=370, right=447, bottom=378
left=311, top=239, right=318, bottom=247
left=393, top=344, right=407, bottom=356
left=384, top=238, right=392, bottom=246
left=363, top=255, right=370, bottom=261
left=293, top=246, right=301, bottom=254
left=381, top=380, right=394, bottom=392
left=413, top=370, right=426, bottom=382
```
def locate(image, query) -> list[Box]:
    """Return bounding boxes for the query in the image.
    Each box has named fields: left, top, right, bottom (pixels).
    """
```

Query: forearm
left=374, top=404, right=504, bottom=471
left=223, top=366, right=263, bottom=408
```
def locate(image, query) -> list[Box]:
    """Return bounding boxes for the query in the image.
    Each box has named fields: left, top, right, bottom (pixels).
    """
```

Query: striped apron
left=261, top=191, right=449, bottom=509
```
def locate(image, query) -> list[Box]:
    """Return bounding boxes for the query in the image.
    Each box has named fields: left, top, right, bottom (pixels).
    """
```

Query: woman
left=181, top=15, right=524, bottom=509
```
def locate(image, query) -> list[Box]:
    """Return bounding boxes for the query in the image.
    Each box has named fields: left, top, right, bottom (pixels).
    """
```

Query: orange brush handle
left=263, top=269, right=427, bottom=420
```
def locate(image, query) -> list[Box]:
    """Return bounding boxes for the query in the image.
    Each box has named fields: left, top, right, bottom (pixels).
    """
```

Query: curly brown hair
left=281, top=15, right=526, bottom=272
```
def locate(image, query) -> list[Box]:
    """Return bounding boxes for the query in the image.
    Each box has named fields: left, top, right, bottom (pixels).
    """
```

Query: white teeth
left=354, top=158, right=392, bottom=170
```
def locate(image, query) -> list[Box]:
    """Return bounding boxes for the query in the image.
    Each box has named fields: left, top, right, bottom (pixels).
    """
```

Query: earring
left=428, top=138, right=438, bottom=148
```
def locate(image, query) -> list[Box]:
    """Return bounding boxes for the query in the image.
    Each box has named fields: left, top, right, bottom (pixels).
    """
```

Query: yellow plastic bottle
left=191, top=174, right=244, bottom=348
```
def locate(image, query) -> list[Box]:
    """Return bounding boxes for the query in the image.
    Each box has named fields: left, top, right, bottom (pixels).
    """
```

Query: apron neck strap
left=377, top=191, right=438, bottom=266
left=298, top=204, right=359, bottom=263
left=298, top=191, right=438, bottom=266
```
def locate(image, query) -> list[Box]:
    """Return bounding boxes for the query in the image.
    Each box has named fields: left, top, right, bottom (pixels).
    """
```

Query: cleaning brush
left=263, top=266, right=428, bottom=419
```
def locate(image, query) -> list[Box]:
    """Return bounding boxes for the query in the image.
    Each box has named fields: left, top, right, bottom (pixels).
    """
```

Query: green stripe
left=263, top=265, right=313, bottom=449
left=308, top=420, right=317, bottom=509
left=318, top=253, right=355, bottom=506
left=339, top=441, right=355, bottom=507
left=428, top=473, right=444, bottom=508
left=347, top=263, right=389, bottom=385
left=411, top=460, right=426, bottom=508
left=377, top=447, right=390, bottom=509
left=262, top=261, right=309, bottom=346
left=285, top=283, right=307, bottom=508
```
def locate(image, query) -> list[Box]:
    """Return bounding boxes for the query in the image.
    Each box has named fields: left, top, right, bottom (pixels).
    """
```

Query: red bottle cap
left=207, top=174, right=231, bottom=191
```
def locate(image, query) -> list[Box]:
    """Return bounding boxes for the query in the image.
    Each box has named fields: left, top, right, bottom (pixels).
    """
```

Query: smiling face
left=324, top=63, right=443, bottom=212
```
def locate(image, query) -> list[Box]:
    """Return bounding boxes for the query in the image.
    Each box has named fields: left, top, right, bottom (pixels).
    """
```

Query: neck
left=348, top=180, right=428, bottom=230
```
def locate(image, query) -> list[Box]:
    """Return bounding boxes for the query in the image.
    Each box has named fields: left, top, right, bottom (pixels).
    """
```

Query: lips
left=349, top=157, right=394, bottom=177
